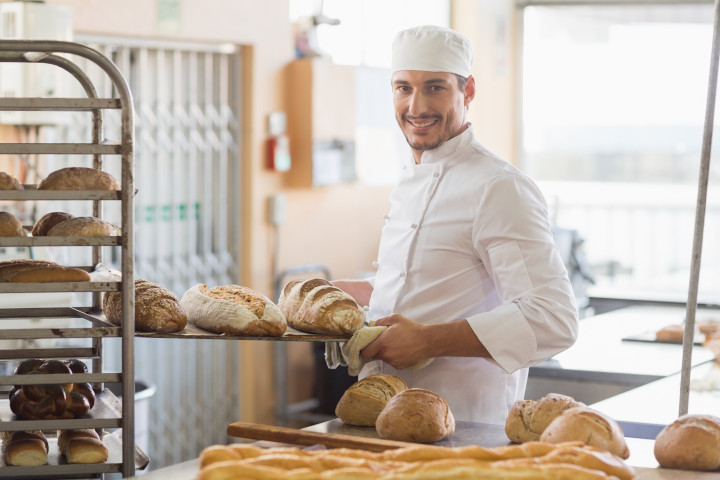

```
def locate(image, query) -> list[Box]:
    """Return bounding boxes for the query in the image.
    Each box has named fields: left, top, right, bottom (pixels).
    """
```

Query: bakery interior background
left=0, top=0, right=717, bottom=472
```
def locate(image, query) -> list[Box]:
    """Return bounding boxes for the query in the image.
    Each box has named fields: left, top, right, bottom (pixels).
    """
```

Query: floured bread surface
left=37, top=167, right=120, bottom=191
left=181, top=283, right=286, bottom=336
left=0, top=212, right=27, bottom=237
left=46, top=216, right=120, bottom=236
left=0, top=172, right=23, bottom=190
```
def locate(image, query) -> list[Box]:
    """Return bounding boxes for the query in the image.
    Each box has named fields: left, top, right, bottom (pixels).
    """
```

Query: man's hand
left=360, top=314, right=490, bottom=369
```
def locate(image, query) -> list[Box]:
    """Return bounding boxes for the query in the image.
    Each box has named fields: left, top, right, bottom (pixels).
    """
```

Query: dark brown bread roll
left=103, top=279, right=188, bottom=333
left=375, top=388, right=455, bottom=443
left=37, top=166, right=119, bottom=190
left=0, top=211, right=27, bottom=236
left=32, top=211, right=75, bottom=236
left=2, top=431, right=48, bottom=466
left=654, top=413, right=720, bottom=471
left=278, top=278, right=365, bottom=336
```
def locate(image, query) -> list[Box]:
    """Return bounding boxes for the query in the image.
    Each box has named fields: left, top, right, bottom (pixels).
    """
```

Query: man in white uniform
left=334, top=25, right=578, bottom=425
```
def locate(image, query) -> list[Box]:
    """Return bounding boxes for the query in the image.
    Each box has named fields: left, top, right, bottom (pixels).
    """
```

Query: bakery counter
left=527, top=305, right=716, bottom=406
left=127, top=419, right=720, bottom=479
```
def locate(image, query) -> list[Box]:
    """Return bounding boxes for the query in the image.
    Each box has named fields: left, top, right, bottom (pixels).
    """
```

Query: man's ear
left=464, top=75, right=476, bottom=106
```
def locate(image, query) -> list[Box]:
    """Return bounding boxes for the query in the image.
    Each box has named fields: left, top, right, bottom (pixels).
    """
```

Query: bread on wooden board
left=335, top=374, right=408, bottom=426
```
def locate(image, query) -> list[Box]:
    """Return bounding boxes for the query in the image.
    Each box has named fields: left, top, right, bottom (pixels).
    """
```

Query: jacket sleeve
left=466, top=173, right=579, bottom=373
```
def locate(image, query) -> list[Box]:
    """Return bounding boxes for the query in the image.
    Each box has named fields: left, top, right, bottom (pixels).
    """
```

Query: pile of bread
left=2, top=429, right=108, bottom=466
left=0, top=168, right=122, bottom=239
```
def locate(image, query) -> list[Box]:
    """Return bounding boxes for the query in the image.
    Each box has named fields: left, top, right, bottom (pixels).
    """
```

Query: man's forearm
left=422, top=319, right=490, bottom=359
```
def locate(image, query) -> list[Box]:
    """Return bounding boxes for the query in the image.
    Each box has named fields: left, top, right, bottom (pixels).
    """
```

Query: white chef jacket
left=361, top=125, right=578, bottom=425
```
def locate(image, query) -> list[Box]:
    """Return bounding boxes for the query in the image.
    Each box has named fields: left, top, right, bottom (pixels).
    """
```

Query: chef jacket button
left=433, top=172, right=440, bottom=177
left=410, top=223, right=417, bottom=229
left=372, top=261, right=379, bottom=268
left=399, top=272, right=406, bottom=278
left=383, top=214, right=390, bottom=221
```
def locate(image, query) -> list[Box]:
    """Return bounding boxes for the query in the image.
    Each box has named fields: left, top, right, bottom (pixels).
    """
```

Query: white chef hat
left=391, top=25, right=473, bottom=77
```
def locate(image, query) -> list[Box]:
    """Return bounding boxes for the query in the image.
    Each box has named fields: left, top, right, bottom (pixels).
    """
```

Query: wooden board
left=227, top=422, right=415, bottom=452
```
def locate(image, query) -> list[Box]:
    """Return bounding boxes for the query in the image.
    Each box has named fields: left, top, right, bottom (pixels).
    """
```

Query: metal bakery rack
left=0, top=40, right=141, bottom=478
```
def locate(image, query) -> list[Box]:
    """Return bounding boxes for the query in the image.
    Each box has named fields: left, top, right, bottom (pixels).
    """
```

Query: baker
left=333, top=25, right=579, bottom=425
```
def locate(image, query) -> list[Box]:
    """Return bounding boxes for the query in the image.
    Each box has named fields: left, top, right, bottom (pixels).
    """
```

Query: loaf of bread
left=0, top=211, right=27, bottom=236
left=32, top=211, right=75, bottom=236
left=336, top=374, right=408, bottom=426
left=0, top=171, right=23, bottom=190
left=180, top=283, right=286, bottom=336
left=505, top=393, right=586, bottom=443
left=197, top=441, right=634, bottom=480
left=1, top=431, right=48, bottom=466
left=539, top=406, right=629, bottom=459
left=37, top=166, right=119, bottom=190
left=8, top=359, right=96, bottom=420
left=0, top=259, right=91, bottom=283
left=58, top=429, right=108, bottom=464
left=103, top=279, right=188, bottom=333
left=654, top=413, right=720, bottom=471
left=46, top=216, right=120, bottom=236
left=278, top=278, right=365, bottom=336
left=375, top=388, right=455, bottom=443
left=655, top=324, right=685, bottom=343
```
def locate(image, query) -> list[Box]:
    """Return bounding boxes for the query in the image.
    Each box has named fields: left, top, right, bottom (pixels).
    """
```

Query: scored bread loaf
left=539, top=406, right=629, bottom=460
left=335, top=374, right=408, bottom=426
left=37, top=166, right=119, bottom=190
left=180, top=283, right=286, bottom=336
left=58, top=429, right=108, bottom=464
left=46, top=216, right=120, bottom=236
left=505, top=393, right=585, bottom=444
left=32, top=211, right=75, bottom=236
left=654, top=413, right=720, bottom=471
left=278, top=278, right=365, bottom=336
left=0, top=259, right=90, bottom=283
left=0, top=211, right=27, bottom=237
left=375, top=388, right=455, bottom=443
left=0, top=171, right=23, bottom=190
left=103, top=279, right=187, bottom=333
left=1, top=431, right=48, bottom=466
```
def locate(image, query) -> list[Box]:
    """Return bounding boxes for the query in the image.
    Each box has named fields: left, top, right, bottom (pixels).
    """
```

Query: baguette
left=180, top=283, right=286, bottom=336
left=58, top=429, right=108, bottom=464
left=278, top=278, right=365, bottom=336
left=103, top=279, right=188, bottom=333
left=2, top=431, right=48, bottom=466
left=37, top=166, right=119, bottom=190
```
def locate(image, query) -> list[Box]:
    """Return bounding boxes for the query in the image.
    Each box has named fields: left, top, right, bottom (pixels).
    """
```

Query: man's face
left=391, top=70, right=474, bottom=162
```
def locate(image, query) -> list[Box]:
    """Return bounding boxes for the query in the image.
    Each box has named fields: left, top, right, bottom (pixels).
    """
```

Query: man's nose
left=407, top=92, right=429, bottom=116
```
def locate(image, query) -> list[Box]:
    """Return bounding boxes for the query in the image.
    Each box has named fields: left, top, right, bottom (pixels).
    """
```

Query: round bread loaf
left=180, top=283, right=286, bottom=336
left=375, top=388, right=455, bottom=443
left=505, top=393, right=585, bottom=443
left=540, top=406, right=630, bottom=459
left=654, top=413, right=720, bottom=471
left=0, top=172, right=23, bottom=190
left=37, top=167, right=119, bottom=190
left=335, top=374, right=408, bottom=426
left=278, top=278, right=365, bottom=336
left=103, top=279, right=188, bottom=333
left=32, top=211, right=75, bottom=236
left=0, top=211, right=27, bottom=236
left=655, top=324, right=684, bottom=343
left=46, top=216, right=120, bottom=236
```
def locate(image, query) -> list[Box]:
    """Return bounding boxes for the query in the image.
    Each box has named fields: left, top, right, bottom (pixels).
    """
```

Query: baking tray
left=622, top=330, right=704, bottom=346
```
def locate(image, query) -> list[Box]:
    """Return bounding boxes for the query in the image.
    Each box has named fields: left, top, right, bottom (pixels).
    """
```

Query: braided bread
left=278, top=278, right=365, bottom=336
left=8, top=359, right=96, bottom=420
left=2, top=431, right=48, bottom=466
left=196, top=442, right=636, bottom=480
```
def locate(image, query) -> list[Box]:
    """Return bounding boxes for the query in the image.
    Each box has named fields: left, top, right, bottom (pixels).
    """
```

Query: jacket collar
left=415, top=123, right=474, bottom=165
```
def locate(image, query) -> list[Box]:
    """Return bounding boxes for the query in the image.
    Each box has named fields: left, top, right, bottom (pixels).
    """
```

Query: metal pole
left=680, top=0, right=720, bottom=416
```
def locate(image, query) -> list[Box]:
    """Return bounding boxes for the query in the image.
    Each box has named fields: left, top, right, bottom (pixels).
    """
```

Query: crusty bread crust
left=37, top=167, right=119, bottom=190
left=336, top=374, right=408, bottom=426
left=104, top=279, right=187, bottom=333
left=654, top=413, right=720, bottom=471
